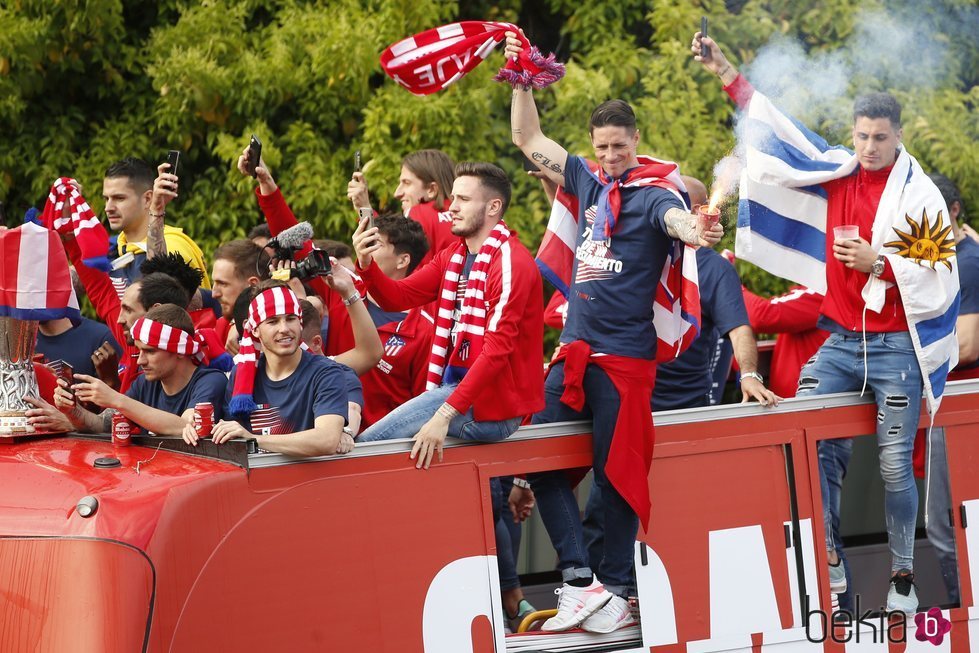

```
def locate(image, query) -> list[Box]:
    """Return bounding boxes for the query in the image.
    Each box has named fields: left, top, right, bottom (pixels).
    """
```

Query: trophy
left=0, top=317, right=40, bottom=435
left=0, top=218, right=84, bottom=437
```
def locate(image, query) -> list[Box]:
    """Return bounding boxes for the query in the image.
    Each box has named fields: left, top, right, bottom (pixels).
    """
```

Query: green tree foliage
left=1, top=0, right=975, bottom=303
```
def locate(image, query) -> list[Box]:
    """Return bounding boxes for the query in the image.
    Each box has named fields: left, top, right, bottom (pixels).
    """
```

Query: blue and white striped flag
left=736, top=92, right=958, bottom=414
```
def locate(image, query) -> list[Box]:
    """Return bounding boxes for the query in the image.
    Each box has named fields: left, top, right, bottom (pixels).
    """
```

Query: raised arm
left=504, top=32, right=569, bottom=188
left=147, top=162, right=178, bottom=260
left=691, top=31, right=740, bottom=86
left=328, top=263, right=383, bottom=375
left=353, top=218, right=445, bottom=310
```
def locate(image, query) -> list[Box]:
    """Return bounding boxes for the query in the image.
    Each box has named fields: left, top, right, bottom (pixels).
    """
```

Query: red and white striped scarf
left=131, top=316, right=203, bottom=363
left=426, top=222, right=510, bottom=390
left=229, top=286, right=303, bottom=416
left=40, top=177, right=111, bottom=271
left=380, top=21, right=564, bottom=96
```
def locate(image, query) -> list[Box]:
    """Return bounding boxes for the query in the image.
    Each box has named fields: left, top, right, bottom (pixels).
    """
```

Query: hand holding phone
left=167, top=150, right=181, bottom=177
left=246, top=135, right=262, bottom=178
left=700, top=17, right=710, bottom=60
left=354, top=150, right=362, bottom=173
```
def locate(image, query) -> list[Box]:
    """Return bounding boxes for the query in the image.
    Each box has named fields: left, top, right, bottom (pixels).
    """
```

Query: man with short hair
left=696, top=33, right=960, bottom=614
left=204, top=281, right=354, bottom=457
left=101, top=157, right=210, bottom=290
left=211, top=239, right=268, bottom=350
left=354, top=162, right=544, bottom=466
left=142, top=251, right=222, bottom=330
left=56, top=303, right=226, bottom=436
left=505, top=30, right=723, bottom=632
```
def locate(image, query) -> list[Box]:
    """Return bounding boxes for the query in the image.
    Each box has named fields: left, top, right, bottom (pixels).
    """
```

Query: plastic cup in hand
left=833, top=225, right=860, bottom=242
left=697, top=205, right=720, bottom=230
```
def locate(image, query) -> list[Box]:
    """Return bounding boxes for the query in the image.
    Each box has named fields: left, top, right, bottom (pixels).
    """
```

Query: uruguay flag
left=736, top=92, right=958, bottom=414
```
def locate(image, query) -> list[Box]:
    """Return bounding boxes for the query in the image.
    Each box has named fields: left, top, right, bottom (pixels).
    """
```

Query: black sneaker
left=886, top=569, right=918, bottom=614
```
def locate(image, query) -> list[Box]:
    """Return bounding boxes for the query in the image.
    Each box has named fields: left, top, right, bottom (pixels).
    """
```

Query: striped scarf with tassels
left=40, top=177, right=111, bottom=272
left=426, top=222, right=510, bottom=390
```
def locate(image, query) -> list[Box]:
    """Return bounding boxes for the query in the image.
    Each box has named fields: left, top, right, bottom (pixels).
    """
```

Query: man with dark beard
left=353, top=162, right=544, bottom=468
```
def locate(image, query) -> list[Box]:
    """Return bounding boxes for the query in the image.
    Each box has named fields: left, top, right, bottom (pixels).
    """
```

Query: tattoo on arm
left=146, top=216, right=166, bottom=259
left=531, top=151, right=563, bottom=175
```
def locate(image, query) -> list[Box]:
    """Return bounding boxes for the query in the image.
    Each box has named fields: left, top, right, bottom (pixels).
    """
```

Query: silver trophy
left=0, top=317, right=40, bottom=435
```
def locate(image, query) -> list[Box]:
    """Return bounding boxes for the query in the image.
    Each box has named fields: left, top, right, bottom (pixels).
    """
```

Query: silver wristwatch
left=871, top=255, right=886, bottom=277
left=343, top=290, right=362, bottom=306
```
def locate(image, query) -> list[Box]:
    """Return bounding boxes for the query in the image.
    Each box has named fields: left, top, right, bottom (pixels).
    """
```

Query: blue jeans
left=358, top=383, right=522, bottom=443
left=528, top=361, right=638, bottom=598
left=797, top=331, right=922, bottom=573
left=493, top=476, right=522, bottom=592
left=925, top=427, right=959, bottom=604
left=819, top=436, right=855, bottom=613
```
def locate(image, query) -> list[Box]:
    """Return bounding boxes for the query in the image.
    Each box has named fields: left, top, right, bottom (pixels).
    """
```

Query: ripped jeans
left=796, top=331, right=922, bottom=573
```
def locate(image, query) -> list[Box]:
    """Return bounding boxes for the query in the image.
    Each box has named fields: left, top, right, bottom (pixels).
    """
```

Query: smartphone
left=57, top=361, right=75, bottom=402
left=522, top=156, right=538, bottom=172
left=358, top=206, right=374, bottom=230
left=167, top=150, right=180, bottom=176
left=246, top=135, right=262, bottom=178
left=701, top=16, right=710, bottom=60
left=354, top=150, right=361, bottom=173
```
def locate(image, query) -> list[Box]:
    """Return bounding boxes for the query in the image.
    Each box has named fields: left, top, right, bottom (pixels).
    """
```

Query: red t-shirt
left=819, top=167, right=907, bottom=332
left=743, top=286, right=829, bottom=398
left=724, top=73, right=907, bottom=333
left=359, top=307, right=435, bottom=429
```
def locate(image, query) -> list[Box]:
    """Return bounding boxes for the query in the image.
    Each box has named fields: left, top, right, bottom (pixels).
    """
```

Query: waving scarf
left=40, top=177, right=110, bottom=272
left=380, top=21, right=564, bottom=96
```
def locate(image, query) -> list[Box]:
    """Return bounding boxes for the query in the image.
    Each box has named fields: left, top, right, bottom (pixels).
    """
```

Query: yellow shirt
left=117, top=225, right=212, bottom=289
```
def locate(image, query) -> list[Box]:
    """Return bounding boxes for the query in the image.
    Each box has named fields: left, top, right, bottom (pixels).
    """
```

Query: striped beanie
left=228, top=286, right=303, bottom=417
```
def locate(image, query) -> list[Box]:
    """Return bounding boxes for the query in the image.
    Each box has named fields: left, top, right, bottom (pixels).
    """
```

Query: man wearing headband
left=55, top=303, right=226, bottom=435
left=208, top=281, right=352, bottom=457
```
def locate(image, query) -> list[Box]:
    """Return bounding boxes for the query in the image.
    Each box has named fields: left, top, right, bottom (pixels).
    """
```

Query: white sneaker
left=541, top=579, right=612, bottom=632
left=582, top=594, right=636, bottom=633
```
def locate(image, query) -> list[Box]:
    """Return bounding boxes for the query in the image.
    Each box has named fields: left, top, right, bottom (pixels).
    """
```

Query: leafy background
left=1, top=0, right=976, bottom=301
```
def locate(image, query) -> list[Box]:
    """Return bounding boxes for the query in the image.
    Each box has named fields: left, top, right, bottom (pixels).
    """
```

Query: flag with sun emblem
left=735, top=92, right=958, bottom=414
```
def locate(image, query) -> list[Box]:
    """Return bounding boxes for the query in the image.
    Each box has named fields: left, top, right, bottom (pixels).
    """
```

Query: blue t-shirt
left=227, top=350, right=349, bottom=434
left=36, top=317, right=121, bottom=378
left=339, top=363, right=364, bottom=407
left=367, top=301, right=408, bottom=329
left=443, top=253, right=477, bottom=385
left=125, top=366, right=227, bottom=430
left=653, top=248, right=749, bottom=410
left=560, top=156, right=684, bottom=359
left=956, top=237, right=979, bottom=370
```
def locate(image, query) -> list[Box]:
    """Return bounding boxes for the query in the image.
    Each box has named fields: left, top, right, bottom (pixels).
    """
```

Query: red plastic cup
left=194, top=403, right=214, bottom=438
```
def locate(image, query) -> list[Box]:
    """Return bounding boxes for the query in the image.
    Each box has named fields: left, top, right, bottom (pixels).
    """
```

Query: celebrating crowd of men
left=6, top=26, right=972, bottom=631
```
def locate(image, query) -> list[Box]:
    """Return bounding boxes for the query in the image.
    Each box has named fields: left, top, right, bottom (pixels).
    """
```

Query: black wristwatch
left=871, top=255, right=886, bottom=277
